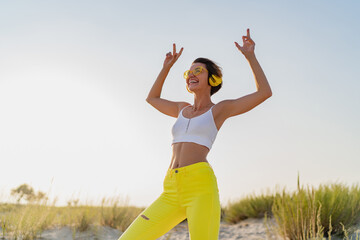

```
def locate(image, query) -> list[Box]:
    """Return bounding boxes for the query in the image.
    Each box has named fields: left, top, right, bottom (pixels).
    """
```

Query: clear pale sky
left=1, top=0, right=359, bottom=207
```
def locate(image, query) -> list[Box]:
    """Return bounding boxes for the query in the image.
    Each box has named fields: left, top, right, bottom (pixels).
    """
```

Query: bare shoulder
left=212, top=100, right=229, bottom=115
left=211, top=99, right=249, bottom=131
left=176, top=102, right=192, bottom=116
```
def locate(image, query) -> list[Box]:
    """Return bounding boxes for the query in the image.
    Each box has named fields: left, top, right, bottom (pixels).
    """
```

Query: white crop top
left=171, top=105, right=218, bottom=150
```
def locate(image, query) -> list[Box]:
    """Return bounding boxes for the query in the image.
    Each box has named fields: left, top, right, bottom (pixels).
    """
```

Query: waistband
left=167, top=162, right=213, bottom=176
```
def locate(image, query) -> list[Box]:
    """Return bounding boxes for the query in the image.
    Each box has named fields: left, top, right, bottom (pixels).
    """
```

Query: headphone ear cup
left=209, top=75, right=222, bottom=87
left=209, top=77, right=213, bottom=86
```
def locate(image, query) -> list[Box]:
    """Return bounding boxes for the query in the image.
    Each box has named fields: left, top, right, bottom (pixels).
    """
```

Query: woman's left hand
left=235, top=28, right=255, bottom=58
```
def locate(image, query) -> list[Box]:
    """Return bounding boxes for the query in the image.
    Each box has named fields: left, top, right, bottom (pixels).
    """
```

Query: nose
left=188, top=72, right=196, bottom=78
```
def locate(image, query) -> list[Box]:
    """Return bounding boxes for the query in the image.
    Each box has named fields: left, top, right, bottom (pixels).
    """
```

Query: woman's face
left=186, top=63, right=209, bottom=93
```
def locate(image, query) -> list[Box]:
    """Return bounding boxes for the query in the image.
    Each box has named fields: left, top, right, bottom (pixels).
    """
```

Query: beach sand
left=5, top=218, right=359, bottom=239
left=33, top=218, right=275, bottom=240
left=158, top=218, right=276, bottom=240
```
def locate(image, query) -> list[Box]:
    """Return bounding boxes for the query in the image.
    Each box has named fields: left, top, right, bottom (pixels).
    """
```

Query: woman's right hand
left=163, top=43, right=184, bottom=69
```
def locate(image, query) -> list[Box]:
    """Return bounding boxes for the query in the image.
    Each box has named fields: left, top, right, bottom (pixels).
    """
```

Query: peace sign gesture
left=163, top=43, right=184, bottom=69
left=235, top=28, right=255, bottom=58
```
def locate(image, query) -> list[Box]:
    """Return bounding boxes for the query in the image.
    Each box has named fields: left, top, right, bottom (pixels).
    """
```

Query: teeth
left=189, top=80, right=198, bottom=83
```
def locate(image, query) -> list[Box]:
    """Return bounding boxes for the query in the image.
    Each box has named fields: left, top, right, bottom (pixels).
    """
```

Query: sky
left=0, top=0, right=359, bottom=208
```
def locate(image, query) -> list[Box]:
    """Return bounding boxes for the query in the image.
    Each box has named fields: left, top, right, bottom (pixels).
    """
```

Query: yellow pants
left=118, top=162, right=221, bottom=240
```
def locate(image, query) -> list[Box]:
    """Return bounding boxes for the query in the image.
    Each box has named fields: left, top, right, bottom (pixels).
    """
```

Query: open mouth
left=188, top=78, right=199, bottom=85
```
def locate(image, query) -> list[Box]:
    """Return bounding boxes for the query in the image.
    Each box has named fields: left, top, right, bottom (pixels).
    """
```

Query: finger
left=173, top=43, right=176, bottom=55
left=178, top=47, right=184, bottom=57
left=247, top=28, right=250, bottom=38
left=242, top=36, right=248, bottom=43
left=234, top=42, right=242, bottom=51
left=243, top=35, right=252, bottom=44
left=175, top=48, right=183, bottom=61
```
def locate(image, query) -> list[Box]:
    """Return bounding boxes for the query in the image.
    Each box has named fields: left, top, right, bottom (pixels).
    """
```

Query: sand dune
left=158, top=218, right=275, bottom=240
left=5, top=218, right=360, bottom=239
left=37, top=218, right=274, bottom=240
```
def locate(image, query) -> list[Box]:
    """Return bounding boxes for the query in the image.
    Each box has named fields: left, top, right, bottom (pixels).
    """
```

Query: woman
left=118, top=28, right=272, bottom=240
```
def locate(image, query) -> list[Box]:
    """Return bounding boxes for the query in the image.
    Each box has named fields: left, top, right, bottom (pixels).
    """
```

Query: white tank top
left=171, top=105, right=218, bottom=150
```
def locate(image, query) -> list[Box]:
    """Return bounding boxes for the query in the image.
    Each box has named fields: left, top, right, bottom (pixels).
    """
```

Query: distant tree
left=67, top=199, right=80, bottom=207
left=11, top=184, right=34, bottom=203
left=35, top=191, right=47, bottom=202
left=10, top=183, right=47, bottom=203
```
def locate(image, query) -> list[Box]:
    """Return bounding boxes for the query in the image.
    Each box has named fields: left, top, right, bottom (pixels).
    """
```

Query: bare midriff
left=169, top=142, right=210, bottom=169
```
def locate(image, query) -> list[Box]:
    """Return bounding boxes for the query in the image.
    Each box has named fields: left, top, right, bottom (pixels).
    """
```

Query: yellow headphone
left=209, top=74, right=222, bottom=87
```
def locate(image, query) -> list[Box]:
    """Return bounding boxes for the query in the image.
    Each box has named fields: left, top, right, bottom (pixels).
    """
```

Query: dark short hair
left=193, top=57, right=223, bottom=96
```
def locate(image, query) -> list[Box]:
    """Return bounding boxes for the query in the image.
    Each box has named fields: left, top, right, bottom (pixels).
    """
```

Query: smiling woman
left=119, top=28, right=272, bottom=240
left=185, top=58, right=223, bottom=96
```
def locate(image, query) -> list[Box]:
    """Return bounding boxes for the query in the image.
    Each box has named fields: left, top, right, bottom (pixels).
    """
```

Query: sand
left=1, top=218, right=274, bottom=240
left=3, top=218, right=360, bottom=239
left=158, top=218, right=276, bottom=240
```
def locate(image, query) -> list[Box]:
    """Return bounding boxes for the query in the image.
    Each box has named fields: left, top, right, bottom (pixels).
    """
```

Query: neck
left=192, top=93, right=212, bottom=111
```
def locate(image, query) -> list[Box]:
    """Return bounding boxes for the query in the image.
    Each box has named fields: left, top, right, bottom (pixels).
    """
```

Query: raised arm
left=218, top=28, right=272, bottom=119
left=146, top=44, right=189, bottom=118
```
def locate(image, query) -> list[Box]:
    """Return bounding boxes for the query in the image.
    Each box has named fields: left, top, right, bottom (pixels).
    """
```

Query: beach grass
left=0, top=196, right=144, bottom=240
left=225, top=175, right=360, bottom=240
left=271, top=176, right=360, bottom=240
left=223, top=191, right=274, bottom=223
left=2, top=178, right=360, bottom=239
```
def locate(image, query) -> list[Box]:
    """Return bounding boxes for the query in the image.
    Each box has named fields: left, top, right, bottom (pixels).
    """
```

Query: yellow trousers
left=118, top=162, right=221, bottom=240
